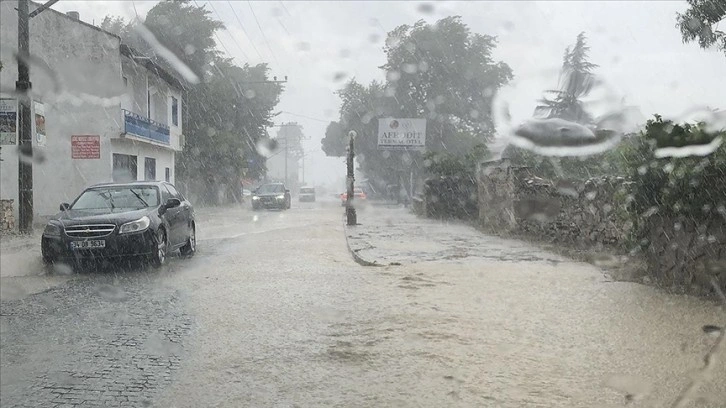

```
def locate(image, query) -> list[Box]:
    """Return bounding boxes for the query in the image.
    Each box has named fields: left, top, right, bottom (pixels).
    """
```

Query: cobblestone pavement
left=0, top=203, right=261, bottom=408
left=345, top=206, right=566, bottom=266
left=1, top=268, right=191, bottom=408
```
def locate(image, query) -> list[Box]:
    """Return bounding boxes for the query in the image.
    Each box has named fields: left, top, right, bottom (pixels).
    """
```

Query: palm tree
left=535, top=32, right=598, bottom=124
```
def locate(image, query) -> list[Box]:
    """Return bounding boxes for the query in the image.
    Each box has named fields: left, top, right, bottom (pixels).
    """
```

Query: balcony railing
left=122, top=109, right=170, bottom=145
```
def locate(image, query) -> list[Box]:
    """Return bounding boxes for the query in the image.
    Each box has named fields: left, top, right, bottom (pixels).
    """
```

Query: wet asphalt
left=1, top=200, right=724, bottom=408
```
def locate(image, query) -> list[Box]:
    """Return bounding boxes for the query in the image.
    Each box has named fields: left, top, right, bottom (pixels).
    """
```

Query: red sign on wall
left=71, top=135, right=100, bottom=159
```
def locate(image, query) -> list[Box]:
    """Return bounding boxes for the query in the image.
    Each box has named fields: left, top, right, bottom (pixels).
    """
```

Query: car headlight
left=276, top=194, right=285, bottom=200
left=43, top=223, right=62, bottom=237
left=119, top=216, right=150, bottom=234
left=252, top=196, right=260, bottom=200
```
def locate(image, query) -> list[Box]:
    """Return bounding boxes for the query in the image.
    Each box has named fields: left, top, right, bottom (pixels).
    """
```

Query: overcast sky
left=51, top=1, right=726, bottom=187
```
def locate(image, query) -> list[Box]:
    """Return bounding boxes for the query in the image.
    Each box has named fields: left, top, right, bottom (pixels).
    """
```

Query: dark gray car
left=41, top=181, right=196, bottom=268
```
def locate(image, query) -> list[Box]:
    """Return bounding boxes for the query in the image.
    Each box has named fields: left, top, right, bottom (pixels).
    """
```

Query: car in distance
left=299, top=186, right=316, bottom=202
left=41, top=181, right=196, bottom=268
left=340, top=188, right=367, bottom=206
left=252, top=183, right=291, bottom=210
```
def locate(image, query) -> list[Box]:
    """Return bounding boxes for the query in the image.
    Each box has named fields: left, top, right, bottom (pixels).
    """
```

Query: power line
left=206, top=1, right=250, bottom=61
left=279, top=1, right=291, bottom=17
left=191, top=0, right=234, bottom=62
left=247, top=1, right=278, bottom=65
left=227, top=0, right=264, bottom=60
left=280, top=111, right=329, bottom=123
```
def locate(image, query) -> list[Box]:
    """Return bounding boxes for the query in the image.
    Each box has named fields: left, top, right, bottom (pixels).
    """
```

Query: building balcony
left=122, top=109, right=170, bottom=146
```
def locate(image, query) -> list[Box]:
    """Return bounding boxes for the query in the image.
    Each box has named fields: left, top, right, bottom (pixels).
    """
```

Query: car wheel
left=149, top=228, right=167, bottom=268
left=41, top=251, right=55, bottom=265
left=180, top=223, right=196, bottom=257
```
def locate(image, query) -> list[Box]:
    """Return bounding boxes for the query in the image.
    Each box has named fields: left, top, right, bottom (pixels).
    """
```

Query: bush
left=420, top=144, right=486, bottom=220
left=626, top=115, right=726, bottom=225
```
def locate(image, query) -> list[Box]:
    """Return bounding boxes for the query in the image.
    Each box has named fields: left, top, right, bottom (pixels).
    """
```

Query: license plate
left=70, top=240, right=106, bottom=250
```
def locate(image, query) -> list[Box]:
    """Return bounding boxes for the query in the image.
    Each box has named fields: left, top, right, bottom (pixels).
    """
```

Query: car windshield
left=2, top=1, right=726, bottom=407
left=256, top=184, right=284, bottom=194
left=71, top=186, right=159, bottom=210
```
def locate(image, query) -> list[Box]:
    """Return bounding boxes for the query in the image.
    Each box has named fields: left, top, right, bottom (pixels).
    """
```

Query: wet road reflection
left=1, top=201, right=723, bottom=407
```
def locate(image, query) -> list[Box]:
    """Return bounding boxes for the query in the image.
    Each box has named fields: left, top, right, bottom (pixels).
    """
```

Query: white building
left=0, top=1, right=184, bottom=226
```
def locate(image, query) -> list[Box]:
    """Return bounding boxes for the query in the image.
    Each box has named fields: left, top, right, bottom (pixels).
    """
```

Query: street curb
left=343, top=223, right=384, bottom=267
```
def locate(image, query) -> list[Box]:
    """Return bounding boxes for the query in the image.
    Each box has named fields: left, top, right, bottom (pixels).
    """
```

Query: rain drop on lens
left=402, top=63, right=418, bottom=74
left=417, top=3, right=435, bottom=14
left=508, top=118, right=622, bottom=157
left=387, top=71, right=401, bottom=82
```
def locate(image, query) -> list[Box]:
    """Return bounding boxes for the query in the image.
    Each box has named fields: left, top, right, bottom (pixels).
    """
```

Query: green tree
left=676, top=0, right=726, bottom=56
left=103, top=1, right=283, bottom=205
left=626, top=115, right=726, bottom=229
left=142, top=0, right=224, bottom=76
left=179, top=58, right=283, bottom=204
left=535, top=32, right=598, bottom=123
left=321, top=121, right=346, bottom=156
left=381, top=16, right=512, bottom=152
left=100, top=16, right=131, bottom=39
left=321, top=17, right=512, bottom=196
left=505, top=32, right=614, bottom=180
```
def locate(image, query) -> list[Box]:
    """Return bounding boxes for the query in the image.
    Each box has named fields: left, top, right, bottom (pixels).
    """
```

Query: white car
left=299, top=187, right=316, bottom=202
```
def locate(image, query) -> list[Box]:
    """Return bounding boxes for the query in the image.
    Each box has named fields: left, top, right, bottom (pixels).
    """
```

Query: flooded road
left=161, top=203, right=725, bottom=407
left=1, top=201, right=724, bottom=407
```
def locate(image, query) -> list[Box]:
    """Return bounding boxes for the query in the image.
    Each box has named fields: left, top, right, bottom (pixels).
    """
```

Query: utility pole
left=346, top=130, right=357, bottom=226
left=17, top=0, right=32, bottom=233
left=15, top=0, right=59, bottom=233
left=284, top=140, right=288, bottom=186
left=273, top=122, right=306, bottom=187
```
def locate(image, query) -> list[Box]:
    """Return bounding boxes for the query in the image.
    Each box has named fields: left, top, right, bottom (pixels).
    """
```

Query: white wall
left=111, top=139, right=175, bottom=184
left=1, top=1, right=123, bottom=220
left=120, top=55, right=183, bottom=152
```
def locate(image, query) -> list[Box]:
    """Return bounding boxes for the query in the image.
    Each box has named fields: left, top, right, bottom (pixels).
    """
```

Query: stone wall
left=513, top=176, right=634, bottom=249
left=642, top=215, right=726, bottom=293
left=423, top=176, right=478, bottom=220
left=1, top=199, right=15, bottom=233
left=478, top=160, right=633, bottom=248
left=476, top=159, right=726, bottom=293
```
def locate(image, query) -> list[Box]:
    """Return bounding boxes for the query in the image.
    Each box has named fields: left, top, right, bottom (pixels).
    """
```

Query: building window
left=165, top=167, right=171, bottom=182
left=171, top=96, right=179, bottom=126
left=145, top=157, right=156, bottom=181
left=113, top=154, right=137, bottom=182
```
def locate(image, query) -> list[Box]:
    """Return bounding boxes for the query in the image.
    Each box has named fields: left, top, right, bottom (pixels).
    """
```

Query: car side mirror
left=285, top=189, right=290, bottom=194
left=159, top=198, right=180, bottom=215
left=166, top=198, right=181, bottom=208
left=60, top=203, right=70, bottom=211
